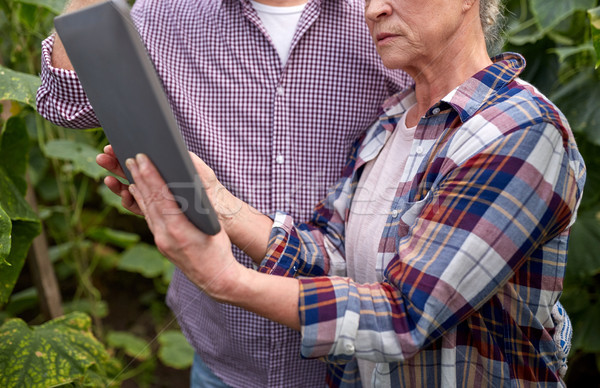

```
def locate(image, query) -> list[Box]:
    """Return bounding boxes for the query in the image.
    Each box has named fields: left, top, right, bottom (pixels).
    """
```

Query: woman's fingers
left=124, top=153, right=239, bottom=300
left=125, top=153, right=185, bottom=228
left=97, top=144, right=144, bottom=215
left=96, top=145, right=127, bottom=180
left=103, top=176, right=143, bottom=215
left=96, top=145, right=143, bottom=215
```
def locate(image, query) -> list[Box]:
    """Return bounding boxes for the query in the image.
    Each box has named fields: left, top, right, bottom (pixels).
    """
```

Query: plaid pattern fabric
left=35, top=0, right=411, bottom=386
left=260, top=53, right=586, bottom=387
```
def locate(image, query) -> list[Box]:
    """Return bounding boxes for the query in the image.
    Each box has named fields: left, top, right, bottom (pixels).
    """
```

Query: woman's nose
left=365, top=0, right=392, bottom=21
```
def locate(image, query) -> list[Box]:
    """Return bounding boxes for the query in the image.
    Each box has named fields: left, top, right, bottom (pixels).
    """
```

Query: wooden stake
left=26, top=183, right=63, bottom=319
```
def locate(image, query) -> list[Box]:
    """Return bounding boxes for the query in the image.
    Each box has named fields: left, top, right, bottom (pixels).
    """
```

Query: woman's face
left=365, top=0, right=470, bottom=71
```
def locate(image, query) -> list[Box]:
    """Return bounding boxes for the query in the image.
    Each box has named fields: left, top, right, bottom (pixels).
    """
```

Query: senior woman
left=103, top=0, right=585, bottom=385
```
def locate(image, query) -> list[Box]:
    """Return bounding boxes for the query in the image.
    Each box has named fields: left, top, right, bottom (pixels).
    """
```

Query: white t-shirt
left=345, top=106, right=417, bottom=387
left=250, top=0, right=307, bottom=65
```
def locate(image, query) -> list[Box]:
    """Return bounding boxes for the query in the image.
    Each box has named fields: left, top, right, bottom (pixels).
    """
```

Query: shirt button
left=276, top=86, right=285, bottom=96
left=276, top=154, right=285, bottom=164
left=391, top=209, right=399, bottom=218
left=344, top=343, right=355, bottom=355
left=416, top=146, right=424, bottom=154
left=432, top=107, right=440, bottom=115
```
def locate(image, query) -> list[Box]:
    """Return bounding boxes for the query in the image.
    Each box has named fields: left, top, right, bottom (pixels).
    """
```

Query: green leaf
left=0, top=65, right=41, bottom=107
left=118, top=243, right=170, bottom=278
left=63, top=299, right=109, bottom=319
left=549, top=43, right=595, bottom=63
left=15, top=0, right=67, bottom=14
left=44, top=139, right=105, bottom=179
left=17, top=2, right=37, bottom=30
left=0, top=117, right=30, bottom=196
left=551, top=68, right=600, bottom=143
left=546, top=30, right=576, bottom=46
left=590, top=6, right=600, bottom=68
left=506, top=17, right=546, bottom=45
left=530, top=0, right=596, bottom=30
left=0, top=312, right=115, bottom=388
left=48, top=241, right=77, bottom=263
left=0, top=206, right=11, bottom=266
left=560, top=280, right=591, bottom=314
left=0, top=119, right=39, bottom=304
left=162, top=261, right=175, bottom=284
left=572, top=302, right=600, bottom=352
left=106, top=331, right=151, bottom=361
left=86, top=226, right=140, bottom=248
left=98, top=184, right=139, bottom=215
left=566, top=207, right=600, bottom=279
left=27, top=145, right=48, bottom=187
left=4, top=287, right=38, bottom=316
left=157, top=330, right=194, bottom=369
left=98, top=184, right=124, bottom=210
left=508, top=28, right=546, bottom=45
left=0, top=167, right=38, bottom=222
left=0, top=221, right=40, bottom=305
left=573, top=134, right=600, bottom=209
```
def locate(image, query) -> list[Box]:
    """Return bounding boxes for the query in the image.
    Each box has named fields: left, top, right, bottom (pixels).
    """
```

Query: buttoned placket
left=272, top=75, right=290, bottom=213
left=269, top=0, right=321, bottom=217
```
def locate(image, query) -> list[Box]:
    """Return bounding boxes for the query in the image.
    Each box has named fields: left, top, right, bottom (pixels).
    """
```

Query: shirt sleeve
left=258, top=194, right=348, bottom=278
left=257, top=136, right=371, bottom=278
left=35, top=34, right=101, bottom=129
left=296, top=122, right=584, bottom=362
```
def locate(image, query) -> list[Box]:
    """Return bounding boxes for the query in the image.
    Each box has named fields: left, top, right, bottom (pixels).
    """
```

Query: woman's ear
left=462, top=0, right=476, bottom=12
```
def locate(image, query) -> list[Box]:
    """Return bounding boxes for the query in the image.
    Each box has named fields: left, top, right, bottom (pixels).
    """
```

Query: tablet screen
left=54, top=0, right=221, bottom=235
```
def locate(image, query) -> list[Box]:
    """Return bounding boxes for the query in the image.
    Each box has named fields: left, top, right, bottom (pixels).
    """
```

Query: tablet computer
left=54, top=0, right=221, bottom=235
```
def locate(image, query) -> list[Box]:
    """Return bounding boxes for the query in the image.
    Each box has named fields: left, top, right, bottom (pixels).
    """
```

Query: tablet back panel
left=54, top=0, right=220, bottom=235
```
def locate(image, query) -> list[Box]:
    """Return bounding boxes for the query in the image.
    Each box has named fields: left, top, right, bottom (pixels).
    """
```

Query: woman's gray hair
left=480, top=0, right=505, bottom=52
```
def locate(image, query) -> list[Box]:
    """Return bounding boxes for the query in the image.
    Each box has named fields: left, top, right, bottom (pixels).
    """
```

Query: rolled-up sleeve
left=259, top=207, right=347, bottom=278
left=257, top=140, right=363, bottom=278
left=36, top=34, right=100, bottom=129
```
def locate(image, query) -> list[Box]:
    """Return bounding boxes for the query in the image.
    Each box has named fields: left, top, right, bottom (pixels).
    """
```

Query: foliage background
left=1, top=0, right=193, bottom=386
left=0, top=0, right=599, bottom=386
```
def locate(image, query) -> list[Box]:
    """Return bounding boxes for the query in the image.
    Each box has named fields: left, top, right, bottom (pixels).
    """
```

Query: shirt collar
left=441, top=52, right=526, bottom=123
left=357, top=53, right=526, bottom=166
left=354, top=89, right=415, bottom=164
left=379, top=52, right=526, bottom=125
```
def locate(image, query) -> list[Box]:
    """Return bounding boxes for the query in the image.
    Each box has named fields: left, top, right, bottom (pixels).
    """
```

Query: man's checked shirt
left=259, top=53, right=586, bottom=387
left=36, top=0, right=411, bottom=385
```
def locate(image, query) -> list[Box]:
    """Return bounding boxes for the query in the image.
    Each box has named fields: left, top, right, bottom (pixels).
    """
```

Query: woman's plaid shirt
left=260, top=53, right=586, bottom=387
